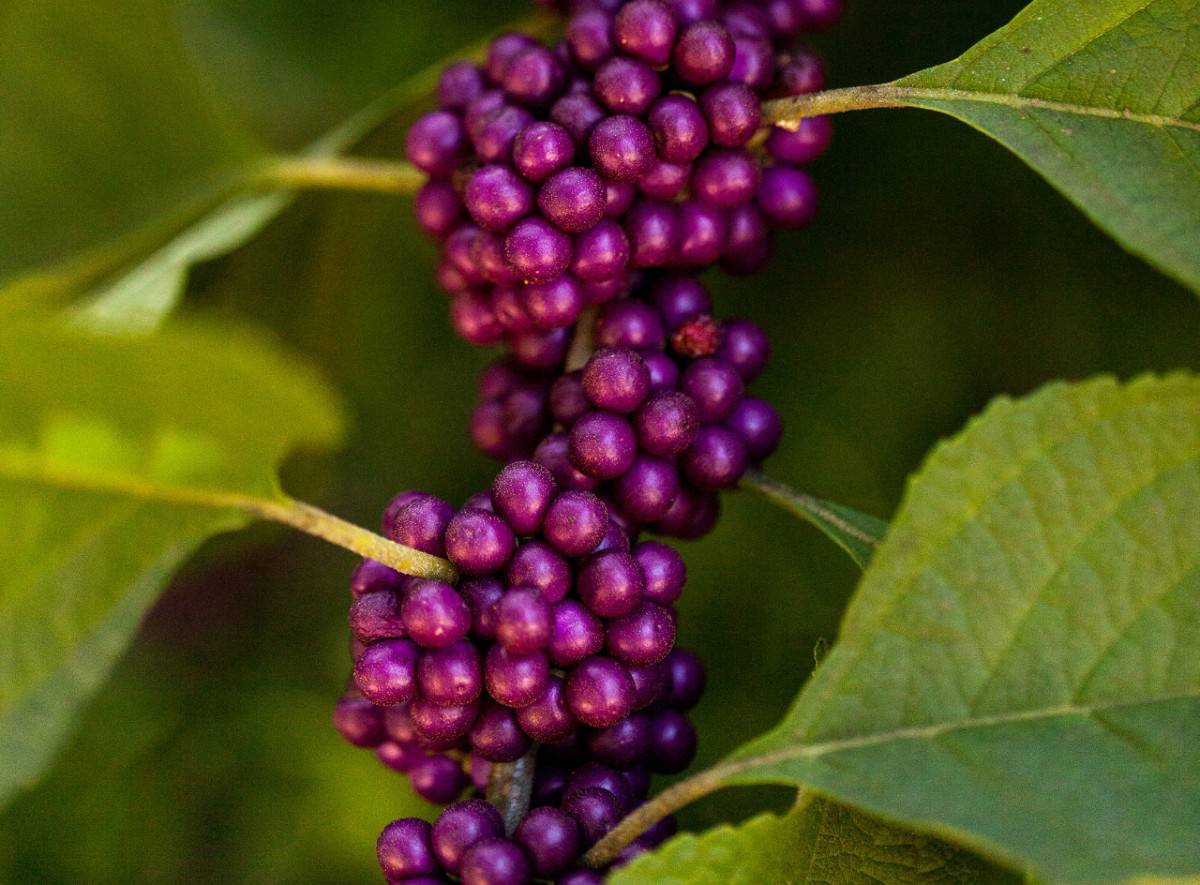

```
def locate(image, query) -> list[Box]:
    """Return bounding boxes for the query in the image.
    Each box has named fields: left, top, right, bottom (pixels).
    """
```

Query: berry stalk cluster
left=335, top=0, right=840, bottom=881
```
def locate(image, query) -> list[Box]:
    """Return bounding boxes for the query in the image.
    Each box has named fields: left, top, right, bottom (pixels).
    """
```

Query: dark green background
left=1, top=1, right=1195, bottom=882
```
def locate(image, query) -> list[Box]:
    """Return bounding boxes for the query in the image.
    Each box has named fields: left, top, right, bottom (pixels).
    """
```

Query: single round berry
left=505, top=217, right=573, bottom=284
left=461, top=576, right=505, bottom=640
left=674, top=20, right=735, bottom=84
left=415, top=180, right=463, bottom=239
left=728, top=396, right=784, bottom=460
left=634, top=541, right=687, bottom=606
left=385, top=493, right=454, bottom=557
left=614, top=0, right=678, bottom=66
left=551, top=91, right=607, bottom=143
left=418, top=640, right=483, bottom=707
left=514, top=121, right=576, bottom=182
left=635, top=390, right=700, bottom=457
left=515, top=807, right=581, bottom=877
left=642, top=350, right=681, bottom=392
left=402, top=580, right=472, bottom=648
left=495, top=587, right=553, bottom=654
left=432, top=800, right=505, bottom=875
left=649, top=709, right=698, bottom=773
left=377, top=818, right=437, bottom=881
left=723, top=202, right=772, bottom=274
left=548, top=599, right=606, bottom=667
left=604, top=180, right=637, bottom=217
left=517, top=675, right=577, bottom=742
left=582, top=349, right=650, bottom=414
left=376, top=740, right=422, bottom=774
left=652, top=275, right=713, bottom=330
left=572, top=219, right=630, bottom=283
left=594, top=56, right=661, bottom=115
left=568, top=411, right=637, bottom=480
left=348, top=589, right=405, bottom=643
left=461, top=837, right=530, bottom=885
left=588, top=714, right=652, bottom=767
left=505, top=540, right=572, bottom=603
left=624, top=199, right=679, bottom=268
left=409, top=697, right=480, bottom=746
left=692, top=148, right=760, bottom=208
left=589, top=116, right=655, bottom=182
left=777, top=49, right=826, bottom=95
left=350, top=558, right=405, bottom=597
left=445, top=509, right=517, bottom=575
left=354, top=639, right=419, bottom=705
left=629, top=661, right=669, bottom=709
left=406, top=111, right=468, bottom=178
left=437, top=62, right=486, bottom=111
left=614, top=455, right=680, bottom=524
left=566, top=656, right=636, bottom=728
left=680, top=357, right=745, bottom=421
left=677, top=200, right=728, bottom=266
left=719, top=318, right=770, bottom=380
left=453, top=291, right=505, bottom=346
left=577, top=549, right=644, bottom=618
left=683, top=424, right=749, bottom=489
left=470, top=703, right=532, bottom=762
left=562, top=786, right=623, bottom=846
left=664, top=647, right=706, bottom=709
left=485, top=644, right=550, bottom=708
left=510, top=326, right=571, bottom=370
left=564, top=761, right=634, bottom=810
left=493, top=460, right=558, bottom=536
left=566, top=9, right=615, bottom=69
left=638, top=160, right=691, bottom=201
left=473, top=104, right=535, bottom=164
left=758, top=164, right=819, bottom=228
left=607, top=602, right=677, bottom=665
left=503, top=44, right=565, bottom=107
left=539, top=167, right=607, bottom=233
left=648, top=95, right=709, bottom=165
left=535, top=434, right=601, bottom=492
left=701, top=83, right=762, bottom=147
left=729, top=34, right=774, bottom=89
left=333, top=695, right=386, bottom=748
left=549, top=371, right=590, bottom=426
left=465, top=165, right=534, bottom=232
left=410, top=754, right=470, bottom=804
left=766, top=115, right=833, bottom=164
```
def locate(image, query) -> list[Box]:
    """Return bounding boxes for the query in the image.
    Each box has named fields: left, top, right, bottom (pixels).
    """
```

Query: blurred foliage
left=0, top=0, right=1197, bottom=883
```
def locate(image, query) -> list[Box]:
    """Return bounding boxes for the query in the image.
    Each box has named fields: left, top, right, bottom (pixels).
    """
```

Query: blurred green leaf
left=611, top=796, right=1019, bottom=885
left=743, top=469, right=889, bottom=568
left=770, top=0, right=1200, bottom=292
left=671, top=375, right=1200, bottom=884
left=0, top=320, right=344, bottom=807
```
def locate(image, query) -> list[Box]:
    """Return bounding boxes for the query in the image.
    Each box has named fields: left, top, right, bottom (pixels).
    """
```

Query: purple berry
left=402, top=580, right=472, bottom=648
left=594, top=299, right=666, bottom=350
left=534, top=433, right=601, bottom=491
left=624, top=199, right=678, bottom=268
left=656, top=484, right=720, bottom=539
left=432, top=800, right=505, bottom=874
left=604, top=179, right=637, bottom=217
left=503, top=45, right=565, bottom=106
left=418, top=640, right=483, bottom=706
left=517, top=675, right=577, bottom=742
left=377, top=818, right=437, bottom=880
left=730, top=34, right=774, bottom=89
left=701, top=83, right=762, bottom=147
left=511, top=326, right=571, bottom=369
left=566, top=9, right=615, bottom=69
left=638, top=160, right=691, bottom=201
left=614, top=455, right=680, bottom=523
left=674, top=20, right=735, bottom=84
left=562, top=786, right=623, bottom=845
left=651, top=275, right=713, bottom=330
left=505, top=217, right=573, bottom=284
left=664, top=647, right=706, bottom=709
left=680, top=357, right=745, bottom=421
left=719, top=318, right=770, bottom=380
left=766, top=115, right=833, bottom=164
left=376, top=740, right=422, bottom=774
left=548, top=599, right=606, bottom=667
left=565, top=762, right=634, bottom=810
left=473, top=104, right=535, bottom=164
left=539, top=167, right=607, bottom=233
left=354, top=639, right=419, bottom=705
left=572, top=219, right=630, bottom=282
left=693, top=148, right=760, bottom=208
left=406, top=111, right=468, bottom=178
left=614, top=0, right=678, bottom=66
left=496, top=587, right=553, bottom=654
left=607, top=602, right=677, bottom=665
left=493, top=460, right=558, bottom=536
left=385, top=493, right=454, bottom=557
left=569, top=412, right=638, bottom=480
left=677, top=200, right=728, bottom=266
left=411, top=754, right=470, bottom=804
left=486, top=32, right=537, bottom=82
left=642, top=350, right=681, bottom=391
left=506, top=540, right=572, bottom=603
left=409, top=697, right=480, bottom=746
left=485, top=645, right=550, bottom=708
left=757, top=164, right=819, bottom=228
left=589, top=116, right=655, bottom=182
left=667, top=0, right=719, bottom=24
left=649, top=709, right=698, bottom=773
left=549, top=371, right=590, bottom=426
left=445, top=509, right=517, bottom=575
left=470, top=703, right=532, bottom=762
left=629, top=661, right=669, bottom=709
left=648, top=95, right=709, bottom=165
left=728, top=397, right=783, bottom=460
left=350, top=558, right=405, bottom=598
left=550, top=91, right=607, bottom=143
left=333, top=695, right=386, bottom=748
left=683, top=424, right=749, bottom=489
left=514, top=121, right=576, bottom=182
left=415, top=179, right=463, bottom=239
left=582, top=349, right=650, bottom=414
left=588, top=714, right=652, bottom=767
left=634, top=541, right=687, bottom=606
left=437, top=62, right=486, bottom=111
left=524, top=274, right=586, bottom=329
left=566, top=656, right=636, bottom=728
left=453, top=291, right=505, bottom=346
left=460, top=837, right=530, bottom=885
left=465, top=165, right=534, bottom=232
left=635, top=390, right=699, bottom=457
left=515, top=807, right=581, bottom=877
left=777, top=49, right=826, bottom=94
left=348, top=589, right=405, bottom=643
left=461, top=576, right=505, bottom=639
left=594, top=56, right=661, bottom=115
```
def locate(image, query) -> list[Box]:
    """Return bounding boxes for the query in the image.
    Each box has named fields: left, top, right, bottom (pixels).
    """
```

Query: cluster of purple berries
left=335, top=0, right=841, bottom=880
left=409, top=0, right=836, bottom=372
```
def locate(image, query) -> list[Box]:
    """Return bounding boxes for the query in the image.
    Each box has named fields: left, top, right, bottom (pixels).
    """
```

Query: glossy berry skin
left=566, top=9, right=615, bottom=69
left=486, top=32, right=538, bottom=82
left=577, top=550, right=644, bottom=618
left=757, top=164, right=819, bottom=229
left=728, top=396, right=784, bottom=460
left=589, top=714, right=653, bottom=768
left=354, top=639, right=419, bottom=705
left=410, top=754, right=470, bottom=804
left=350, top=558, right=406, bottom=598
left=595, top=299, right=666, bottom=350
left=582, top=349, right=650, bottom=414
left=485, top=644, right=550, bottom=708
left=432, top=800, right=505, bottom=875
left=461, top=576, right=505, bottom=640
left=569, top=411, right=637, bottom=480
left=515, top=807, right=581, bottom=877
left=548, top=600, right=605, bottom=667
left=460, top=837, right=530, bottom=885
left=513, top=121, right=575, bottom=183
left=506, top=540, right=572, bottom=603
left=566, top=655, right=635, bottom=727
left=503, top=44, right=565, bottom=107
left=594, top=56, right=661, bottom=117
left=470, top=703, right=532, bottom=762
left=377, top=818, right=437, bottom=880
left=635, top=390, right=699, bottom=457
left=445, top=509, right=517, bottom=576
left=437, top=62, right=486, bottom=111
left=562, top=785, right=623, bottom=845
left=551, top=91, right=606, bottom=143
left=701, top=83, right=762, bottom=147
left=613, top=455, right=680, bottom=523
left=386, top=493, right=454, bottom=557
left=674, top=20, right=735, bottom=84
left=624, top=199, right=678, bottom=268
left=543, top=490, right=609, bottom=556
left=505, top=217, right=573, bottom=284
left=418, top=640, right=483, bottom=707
left=634, top=541, right=687, bottom=606
left=492, top=460, right=557, bottom=536
left=648, top=95, right=709, bottom=164
left=629, top=661, right=669, bottom=710
left=680, top=357, right=745, bottom=422
left=402, top=580, right=471, bottom=648
left=692, top=148, right=760, bottom=208
left=607, top=602, right=676, bottom=665
left=564, top=762, right=634, bottom=810
left=465, top=165, right=534, bottom=232
left=516, top=675, right=576, bottom=742
left=649, top=709, right=698, bottom=773
left=614, top=0, right=678, bottom=66
left=683, top=424, right=749, bottom=489
left=409, top=697, right=480, bottom=746
left=415, top=180, right=463, bottom=239
left=495, top=587, right=553, bottom=654
left=664, top=647, right=706, bottom=709
left=333, top=695, right=386, bottom=748
left=651, top=275, right=712, bottom=330
left=535, top=433, right=601, bottom=492
left=638, top=160, right=690, bottom=201
left=540, top=167, right=607, bottom=234
left=642, top=350, right=681, bottom=392
left=572, top=219, right=630, bottom=283
left=405, top=111, right=468, bottom=178
left=589, top=116, right=655, bottom=182
left=719, top=318, right=770, bottom=381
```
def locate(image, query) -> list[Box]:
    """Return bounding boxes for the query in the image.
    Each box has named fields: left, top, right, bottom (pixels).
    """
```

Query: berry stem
left=761, top=84, right=912, bottom=128
left=485, top=746, right=539, bottom=835
left=565, top=306, right=598, bottom=371
left=256, top=156, right=427, bottom=195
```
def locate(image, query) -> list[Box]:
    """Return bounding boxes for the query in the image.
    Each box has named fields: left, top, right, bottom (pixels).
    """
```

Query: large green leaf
left=618, top=376, right=1200, bottom=883
left=611, top=797, right=1018, bottom=885
left=766, top=0, right=1200, bottom=293
left=0, top=321, right=344, bottom=806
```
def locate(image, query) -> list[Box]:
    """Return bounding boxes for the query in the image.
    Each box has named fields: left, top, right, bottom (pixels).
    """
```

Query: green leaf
left=0, top=320, right=345, bottom=807
left=611, top=797, right=1019, bottom=885
left=667, top=375, right=1200, bottom=883
left=767, top=0, right=1200, bottom=293
left=743, top=469, right=888, bottom=569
